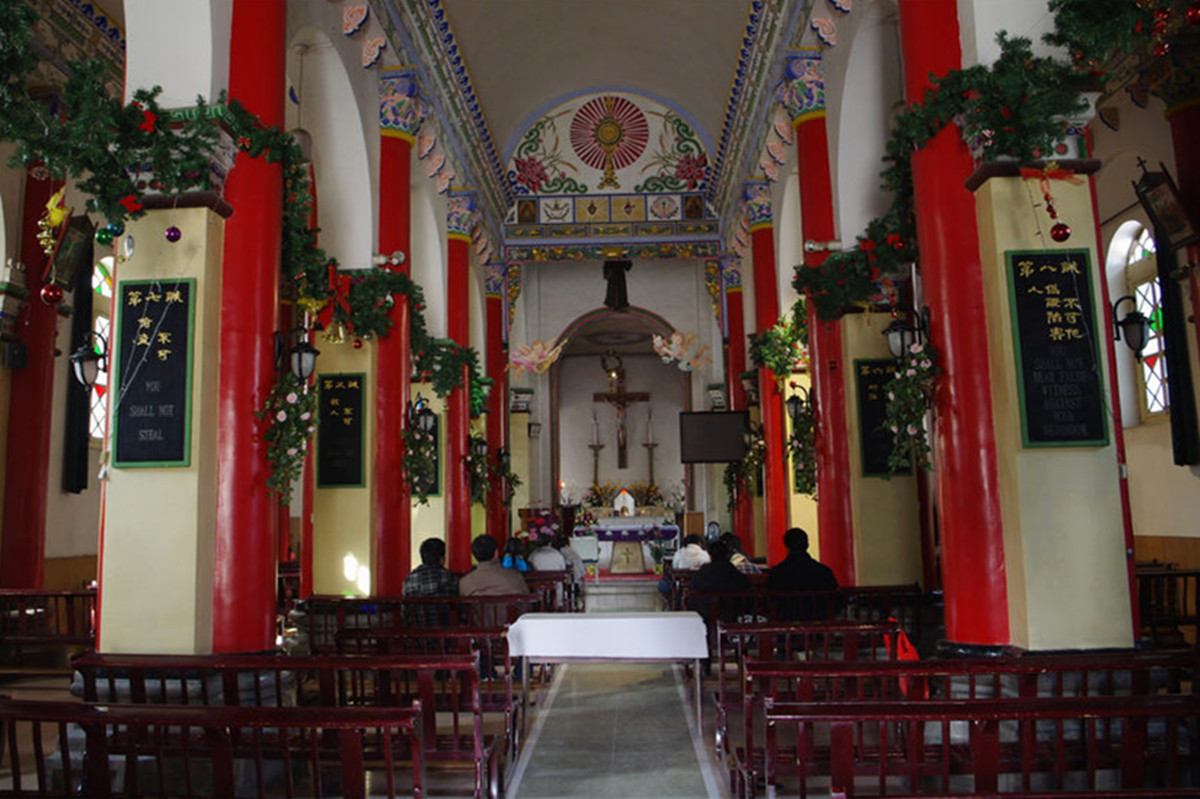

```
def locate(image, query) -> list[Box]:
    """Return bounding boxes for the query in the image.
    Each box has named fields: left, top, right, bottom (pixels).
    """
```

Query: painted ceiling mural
left=506, top=91, right=710, bottom=197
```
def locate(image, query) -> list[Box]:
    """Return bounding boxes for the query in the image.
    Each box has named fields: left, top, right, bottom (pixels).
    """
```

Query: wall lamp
left=470, top=435, right=489, bottom=462
left=1112, top=295, right=1151, bottom=359
left=275, top=326, right=320, bottom=381
left=882, top=308, right=930, bottom=360
left=409, top=394, right=437, bottom=433
left=372, top=251, right=407, bottom=267
left=803, top=239, right=843, bottom=253
left=785, top=386, right=811, bottom=426
left=69, top=331, right=107, bottom=389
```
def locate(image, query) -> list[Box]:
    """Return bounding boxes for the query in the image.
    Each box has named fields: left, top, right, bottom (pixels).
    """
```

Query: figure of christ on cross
left=594, top=351, right=648, bottom=469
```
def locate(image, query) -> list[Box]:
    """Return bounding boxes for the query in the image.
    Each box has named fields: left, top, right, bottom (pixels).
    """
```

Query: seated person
left=765, top=527, right=840, bottom=619
left=500, top=537, right=531, bottom=572
left=670, top=534, right=711, bottom=571
left=555, top=535, right=587, bottom=582
left=529, top=537, right=567, bottom=572
left=460, top=535, right=530, bottom=596
left=401, top=537, right=458, bottom=626
left=720, top=531, right=761, bottom=574
left=687, top=540, right=752, bottom=624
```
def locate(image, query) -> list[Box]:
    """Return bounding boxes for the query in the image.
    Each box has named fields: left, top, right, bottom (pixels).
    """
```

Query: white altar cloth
left=508, top=612, right=708, bottom=722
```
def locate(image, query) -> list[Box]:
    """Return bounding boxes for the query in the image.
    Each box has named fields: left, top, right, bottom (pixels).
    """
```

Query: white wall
left=124, top=0, right=232, bottom=107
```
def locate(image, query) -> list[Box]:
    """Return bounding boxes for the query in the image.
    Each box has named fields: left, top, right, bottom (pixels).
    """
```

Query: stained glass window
left=1125, top=226, right=1167, bottom=419
left=89, top=257, right=113, bottom=440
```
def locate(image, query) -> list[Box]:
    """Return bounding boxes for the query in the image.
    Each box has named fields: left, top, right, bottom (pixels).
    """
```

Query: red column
left=899, top=0, right=1009, bottom=647
left=0, top=171, right=62, bottom=588
left=788, top=52, right=855, bottom=586
left=484, top=264, right=509, bottom=545
left=723, top=266, right=755, bottom=556
left=746, top=182, right=789, bottom=566
left=373, top=69, right=422, bottom=594
left=445, top=192, right=474, bottom=572
left=213, top=0, right=285, bottom=653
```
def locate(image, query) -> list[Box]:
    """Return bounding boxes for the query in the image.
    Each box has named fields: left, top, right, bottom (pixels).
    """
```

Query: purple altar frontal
left=573, top=524, right=679, bottom=542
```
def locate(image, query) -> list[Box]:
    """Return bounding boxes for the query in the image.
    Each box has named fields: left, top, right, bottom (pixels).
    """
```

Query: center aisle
left=507, top=663, right=726, bottom=799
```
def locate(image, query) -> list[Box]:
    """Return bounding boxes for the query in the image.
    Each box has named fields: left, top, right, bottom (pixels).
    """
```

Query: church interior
left=0, top=0, right=1198, bottom=796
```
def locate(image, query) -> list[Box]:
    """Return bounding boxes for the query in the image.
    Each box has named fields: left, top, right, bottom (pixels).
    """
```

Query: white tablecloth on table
left=508, top=612, right=708, bottom=660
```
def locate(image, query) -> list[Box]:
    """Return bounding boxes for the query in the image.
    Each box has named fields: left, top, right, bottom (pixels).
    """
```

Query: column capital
left=1135, top=37, right=1200, bottom=115
left=720, top=254, right=743, bottom=292
left=483, top=260, right=507, bottom=298
left=743, top=180, right=773, bottom=231
left=379, top=67, right=426, bottom=142
left=447, top=189, right=476, bottom=241
left=779, top=48, right=826, bottom=126
left=704, top=259, right=722, bottom=320
left=506, top=261, right=523, bottom=330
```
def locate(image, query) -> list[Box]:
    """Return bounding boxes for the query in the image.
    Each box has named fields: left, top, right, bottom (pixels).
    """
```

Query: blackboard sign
left=113, top=279, right=195, bottom=467
left=317, top=373, right=365, bottom=487
left=854, top=359, right=907, bottom=476
left=1006, top=249, right=1109, bottom=447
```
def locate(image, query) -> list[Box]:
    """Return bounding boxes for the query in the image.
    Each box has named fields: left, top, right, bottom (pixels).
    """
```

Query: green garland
left=466, top=433, right=490, bottom=504
left=254, top=372, right=318, bottom=505
left=882, top=342, right=940, bottom=473
left=723, top=426, right=765, bottom=515
left=748, top=314, right=807, bottom=385
left=487, top=452, right=522, bottom=507
left=786, top=390, right=818, bottom=498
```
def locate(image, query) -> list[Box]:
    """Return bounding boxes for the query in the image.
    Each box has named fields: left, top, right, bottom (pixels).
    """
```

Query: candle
left=646, top=413, right=655, bottom=445
left=592, top=413, right=600, bottom=446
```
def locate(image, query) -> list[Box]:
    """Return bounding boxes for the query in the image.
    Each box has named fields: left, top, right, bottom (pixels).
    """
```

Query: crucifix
left=593, top=351, right=648, bottom=469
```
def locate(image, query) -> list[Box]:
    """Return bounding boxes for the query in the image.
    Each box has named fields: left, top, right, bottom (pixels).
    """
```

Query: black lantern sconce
left=497, top=446, right=510, bottom=472
left=470, top=435, right=489, bottom=462
left=68, top=331, right=107, bottom=389
left=408, top=394, right=437, bottom=433
left=1112, top=295, right=1151, bottom=360
left=785, top=386, right=811, bottom=426
left=882, top=308, right=930, bottom=360
left=275, top=326, right=320, bottom=381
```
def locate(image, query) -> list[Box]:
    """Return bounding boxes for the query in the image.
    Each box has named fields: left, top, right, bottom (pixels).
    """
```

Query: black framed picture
left=1134, top=166, right=1199, bottom=251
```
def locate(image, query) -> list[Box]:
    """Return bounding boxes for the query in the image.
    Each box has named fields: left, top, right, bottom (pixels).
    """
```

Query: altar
left=573, top=515, right=678, bottom=573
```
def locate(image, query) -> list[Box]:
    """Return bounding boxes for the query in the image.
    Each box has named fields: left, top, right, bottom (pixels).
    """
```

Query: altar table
left=573, top=523, right=679, bottom=573
left=508, top=611, right=708, bottom=724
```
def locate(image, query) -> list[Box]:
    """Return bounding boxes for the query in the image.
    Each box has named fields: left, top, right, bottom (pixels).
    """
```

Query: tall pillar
left=0, top=171, right=62, bottom=588
left=373, top=68, right=424, bottom=594
left=484, top=262, right=509, bottom=545
left=722, top=259, right=756, bottom=555
left=445, top=191, right=475, bottom=573
left=782, top=50, right=855, bottom=586
left=898, top=0, right=1009, bottom=648
left=745, top=181, right=789, bottom=566
left=212, top=0, right=285, bottom=653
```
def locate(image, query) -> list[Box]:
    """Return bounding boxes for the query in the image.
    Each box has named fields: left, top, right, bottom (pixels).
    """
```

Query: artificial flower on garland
left=723, top=425, right=765, bottom=515
left=882, top=341, right=941, bottom=473
left=402, top=422, right=439, bottom=505
left=749, top=315, right=809, bottom=385
left=486, top=451, right=522, bottom=507
left=466, top=433, right=490, bottom=504
left=255, top=372, right=317, bottom=505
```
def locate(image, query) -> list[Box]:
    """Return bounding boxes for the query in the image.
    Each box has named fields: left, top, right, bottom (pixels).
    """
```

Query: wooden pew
left=738, top=649, right=1200, bottom=798
left=300, top=594, right=541, bottom=654
left=0, top=589, right=96, bottom=663
left=73, top=651, right=502, bottom=799
left=336, top=626, right=522, bottom=762
left=522, top=570, right=577, bottom=613
left=1137, top=568, right=1200, bottom=647
left=763, top=694, right=1200, bottom=797
left=0, top=696, right=424, bottom=798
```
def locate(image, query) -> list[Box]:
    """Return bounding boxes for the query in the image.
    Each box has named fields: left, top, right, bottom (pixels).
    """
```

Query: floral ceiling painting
left=506, top=91, right=710, bottom=197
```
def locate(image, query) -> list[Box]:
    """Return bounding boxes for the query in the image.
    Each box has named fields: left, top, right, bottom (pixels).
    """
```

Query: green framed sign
left=317, top=372, right=366, bottom=488
left=112, top=278, right=196, bottom=468
left=1004, top=249, right=1109, bottom=448
left=854, top=358, right=908, bottom=476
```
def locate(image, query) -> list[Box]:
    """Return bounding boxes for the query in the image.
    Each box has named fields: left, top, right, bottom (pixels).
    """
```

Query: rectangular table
left=508, top=611, right=709, bottom=724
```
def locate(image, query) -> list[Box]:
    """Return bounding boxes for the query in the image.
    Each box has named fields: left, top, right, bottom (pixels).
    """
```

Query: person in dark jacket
left=688, top=540, right=751, bottom=624
left=765, top=527, right=839, bottom=619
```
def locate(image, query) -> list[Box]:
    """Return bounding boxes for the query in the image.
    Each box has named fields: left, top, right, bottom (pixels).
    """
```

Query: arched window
left=88, top=256, right=113, bottom=440
left=1124, top=226, right=1168, bottom=419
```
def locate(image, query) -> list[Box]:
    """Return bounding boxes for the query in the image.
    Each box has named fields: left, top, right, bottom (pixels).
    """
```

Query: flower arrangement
left=520, top=509, right=558, bottom=546
left=575, top=507, right=598, bottom=531
left=626, top=481, right=663, bottom=508
left=255, top=372, right=317, bottom=504
left=787, top=385, right=818, bottom=498
left=402, top=422, right=438, bottom=505
left=723, top=425, right=765, bottom=515
left=584, top=481, right=620, bottom=508
left=465, top=434, right=490, bottom=504
left=748, top=315, right=809, bottom=385
left=882, top=342, right=940, bottom=473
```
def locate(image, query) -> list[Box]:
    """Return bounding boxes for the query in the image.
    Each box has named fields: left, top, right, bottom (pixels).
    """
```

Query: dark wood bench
left=300, top=594, right=541, bottom=654
left=522, top=570, right=578, bottom=613
left=0, top=696, right=424, bottom=798
left=737, top=649, right=1200, bottom=798
left=763, top=694, right=1200, bottom=797
left=73, top=651, right=502, bottom=799
left=1137, top=568, right=1200, bottom=647
left=0, top=589, right=96, bottom=663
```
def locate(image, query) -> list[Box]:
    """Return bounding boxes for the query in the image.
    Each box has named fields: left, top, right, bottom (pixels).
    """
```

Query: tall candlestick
left=592, top=413, right=600, bottom=446
left=645, top=413, right=654, bottom=445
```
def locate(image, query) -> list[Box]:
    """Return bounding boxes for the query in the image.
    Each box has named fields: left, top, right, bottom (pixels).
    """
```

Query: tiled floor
left=508, top=663, right=726, bottom=799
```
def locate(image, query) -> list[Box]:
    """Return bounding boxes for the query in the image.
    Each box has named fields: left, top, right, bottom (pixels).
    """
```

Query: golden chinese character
left=335, top=381, right=346, bottom=389
left=135, top=333, right=151, bottom=347
left=1063, top=297, right=1082, bottom=310
left=1027, top=286, right=1043, bottom=295
left=859, top=364, right=871, bottom=375
left=1049, top=327, right=1066, bottom=341
left=138, top=316, right=153, bottom=330
left=157, top=332, right=172, bottom=345
left=1039, top=262, right=1058, bottom=272
left=1045, top=297, right=1062, bottom=309
left=1018, top=260, right=1034, bottom=278
left=342, top=407, right=353, bottom=417
left=330, top=398, right=341, bottom=407
left=342, top=417, right=352, bottom=426
left=1065, top=328, right=1085, bottom=340
left=323, top=379, right=334, bottom=390
left=165, top=290, right=182, bottom=303
left=348, top=380, right=360, bottom=388
left=127, top=291, right=143, bottom=306
left=1064, top=312, right=1082, bottom=325
left=156, top=348, right=171, bottom=361
left=1060, top=260, right=1081, bottom=275
left=1044, top=283, right=1061, bottom=295
left=146, top=291, right=162, bottom=303
left=1046, top=311, right=1063, bottom=324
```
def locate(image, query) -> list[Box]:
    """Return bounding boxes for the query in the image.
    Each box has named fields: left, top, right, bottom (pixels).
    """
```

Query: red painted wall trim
left=373, top=133, right=413, bottom=594
left=724, top=290, right=755, bottom=554
left=750, top=225, right=789, bottom=565
left=485, top=294, right=508, bottom=545
left=445, top=237, right=472, bottom=572
left=899, top=0, right=1009, bottom=646
left=213, top=0, right=285, bottom=653
left=795, top=114, right=855, bottom=586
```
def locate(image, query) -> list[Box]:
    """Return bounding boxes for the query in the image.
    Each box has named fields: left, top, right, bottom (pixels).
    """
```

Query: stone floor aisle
left=507, top=663, right=726, bottom=799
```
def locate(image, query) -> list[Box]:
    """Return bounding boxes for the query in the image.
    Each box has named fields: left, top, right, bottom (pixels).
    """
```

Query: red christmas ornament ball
left=1188, top=1, right=1200, bottom=26
left=1154, top=40, right=1171, bottom=57
left=39, top=283, right=64, bottom=306
left=1050, top=222, right=1072, bottom=243
left=353, top=339, right=363, bottom=349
